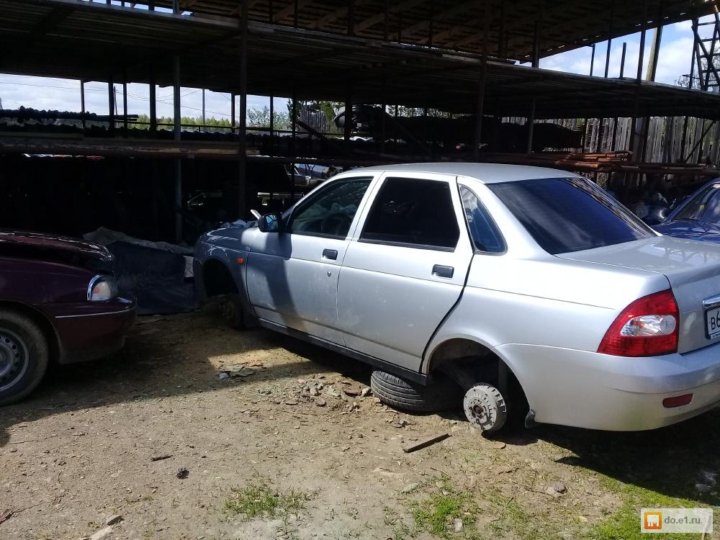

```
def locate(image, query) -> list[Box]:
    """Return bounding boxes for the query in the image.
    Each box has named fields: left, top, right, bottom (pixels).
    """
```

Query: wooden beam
left=393, top=0, right=477, bottom=41
left=272, top=0, right=313, bottom=24
left=353, top=0, right=426, bottom=34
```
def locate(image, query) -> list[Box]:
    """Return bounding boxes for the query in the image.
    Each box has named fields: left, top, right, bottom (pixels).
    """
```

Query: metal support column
left=107, top=77, right=115, bottom=134
left=122, top=75, right=128, bottom=134
left=149, top=70, right=157, bottom=133
left=474, top=0, right=490, bottom=160
left=231, top=93, right=236, bottom=135
left=630, top=0, right=648, bottom=160
left=80, top=81, right=86, bottom=132
left=291, top=88, right=297, bottom=197
left=269, top=95, right=275, bottom=155
left=604, top=0, right=614, bottom=78
left=527, top=99, right=536, bottom=153
left=344, top=91, right=352, bottom=156
left=238, top=0, right=249, bottom=217
left=172, top=0, right=182, bottom=242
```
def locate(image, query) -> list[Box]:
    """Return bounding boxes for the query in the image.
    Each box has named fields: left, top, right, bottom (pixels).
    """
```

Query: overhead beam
left=353, top=0, right=426, bottom=34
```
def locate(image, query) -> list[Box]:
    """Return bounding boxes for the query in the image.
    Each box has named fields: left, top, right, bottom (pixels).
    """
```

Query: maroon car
left=0, top=231, right=136, bottom=405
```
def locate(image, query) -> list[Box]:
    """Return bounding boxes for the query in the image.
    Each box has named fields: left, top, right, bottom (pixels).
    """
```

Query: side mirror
left=257, top=212, right=283, bottom=233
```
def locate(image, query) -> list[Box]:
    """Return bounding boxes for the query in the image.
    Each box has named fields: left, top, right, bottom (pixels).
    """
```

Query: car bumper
left=45, top=297, right=137, bottom=364
left=498, top=342, right=720, bottom=431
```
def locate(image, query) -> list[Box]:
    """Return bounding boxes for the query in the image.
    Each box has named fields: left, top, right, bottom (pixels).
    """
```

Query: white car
left=195, top=163, right=720, bottom=432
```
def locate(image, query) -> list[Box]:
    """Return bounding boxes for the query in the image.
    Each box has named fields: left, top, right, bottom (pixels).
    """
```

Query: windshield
left=489, top=177, right=655, bottom=254
left=673, top=182, right=720, bottom=223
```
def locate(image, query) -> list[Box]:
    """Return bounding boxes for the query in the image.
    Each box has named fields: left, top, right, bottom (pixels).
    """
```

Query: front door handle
left=322, top=249, right=338, bottom=260
left=432, top=264, right=454, bottom=278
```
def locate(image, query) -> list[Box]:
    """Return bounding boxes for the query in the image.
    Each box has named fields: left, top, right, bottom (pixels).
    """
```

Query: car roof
left=334, top=162, right=579, bottom=184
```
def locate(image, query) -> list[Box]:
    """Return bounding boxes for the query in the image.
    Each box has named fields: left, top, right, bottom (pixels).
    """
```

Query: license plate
left=706, top=307, right=720, bottom=339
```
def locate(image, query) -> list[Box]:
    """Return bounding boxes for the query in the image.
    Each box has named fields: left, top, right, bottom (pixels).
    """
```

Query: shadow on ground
left=3, top=308, right=719, bottom=511
left=0, top=309, right=371, bottom=448
left=531, top=411, right=720, bottom=506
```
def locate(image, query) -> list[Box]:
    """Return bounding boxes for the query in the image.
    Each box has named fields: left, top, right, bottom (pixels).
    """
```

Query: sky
left=0, top=14, right=713, bottom=120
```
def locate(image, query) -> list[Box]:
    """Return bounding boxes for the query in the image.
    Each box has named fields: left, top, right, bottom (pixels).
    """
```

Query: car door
left=336, top=173, right=475, bottom=371
left=245, top=176, right=373, bottom=343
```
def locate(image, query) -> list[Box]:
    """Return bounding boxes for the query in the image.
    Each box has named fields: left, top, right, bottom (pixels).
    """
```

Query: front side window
left=289, top=177, right=372, bottom=238
left=489, top=177, right=654, bottom=254
left=360, top=177, right=460, bottom=249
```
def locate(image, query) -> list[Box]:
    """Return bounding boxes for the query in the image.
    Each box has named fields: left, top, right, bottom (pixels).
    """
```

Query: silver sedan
left=195, top=163, right=720, bottom=432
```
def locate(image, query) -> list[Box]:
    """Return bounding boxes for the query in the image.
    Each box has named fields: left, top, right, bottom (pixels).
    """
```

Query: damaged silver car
left=195, top=163, right=720, bottom=433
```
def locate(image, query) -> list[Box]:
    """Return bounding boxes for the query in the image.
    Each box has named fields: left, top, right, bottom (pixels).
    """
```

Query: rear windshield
left=489, top=177, right=654, bottom=254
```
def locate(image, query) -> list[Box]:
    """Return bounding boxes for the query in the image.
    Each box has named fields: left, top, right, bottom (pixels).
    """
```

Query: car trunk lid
left=558, top=236, right=720, bottom=354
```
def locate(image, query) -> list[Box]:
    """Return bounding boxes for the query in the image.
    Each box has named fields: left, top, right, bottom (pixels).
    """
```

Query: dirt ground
left=2, top=309, right=719, bottom=540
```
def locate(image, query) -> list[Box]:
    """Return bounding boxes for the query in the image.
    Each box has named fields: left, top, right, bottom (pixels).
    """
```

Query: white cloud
left=542, top=21, right=705, bottom=86
left=0, top=16, right=714, bottom=115
left=0, top=74, right=278, bottom=119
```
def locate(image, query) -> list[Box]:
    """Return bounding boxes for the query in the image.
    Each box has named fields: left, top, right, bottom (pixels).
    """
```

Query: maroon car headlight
left=87, top=275, right=118, bottom=301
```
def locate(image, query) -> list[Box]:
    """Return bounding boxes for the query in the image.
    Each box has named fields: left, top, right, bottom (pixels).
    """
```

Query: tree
left=247, top=106, right=291, bottom=130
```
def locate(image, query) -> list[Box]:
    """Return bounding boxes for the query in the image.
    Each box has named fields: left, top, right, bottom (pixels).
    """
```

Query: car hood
left=0, top=230, right=113, bottom=267
left=654, top=220, right=720, bottom=243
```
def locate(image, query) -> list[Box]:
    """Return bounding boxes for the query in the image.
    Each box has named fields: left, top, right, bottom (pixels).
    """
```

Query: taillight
left=598, top=290, right=679, bottom=357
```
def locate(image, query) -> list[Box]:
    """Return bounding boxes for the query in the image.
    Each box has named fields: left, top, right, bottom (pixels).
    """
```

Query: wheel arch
left=201, top=257, right=240, bottom=298
left=424, top=336, right=531, bottom=414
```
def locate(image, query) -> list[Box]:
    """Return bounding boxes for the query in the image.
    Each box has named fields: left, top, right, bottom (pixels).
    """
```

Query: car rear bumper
left=46, top=297, right=136, bottom=364
left=499, top=342, right=720, bottom=431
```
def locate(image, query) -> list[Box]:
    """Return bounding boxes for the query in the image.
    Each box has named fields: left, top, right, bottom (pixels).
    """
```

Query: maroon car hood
left=0, top=231, right=113, bottom=265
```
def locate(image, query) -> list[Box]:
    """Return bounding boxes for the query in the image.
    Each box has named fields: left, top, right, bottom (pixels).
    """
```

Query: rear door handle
left=432, top=264, right=454, bottom=278
left=322, top=249, right=338, bottom=260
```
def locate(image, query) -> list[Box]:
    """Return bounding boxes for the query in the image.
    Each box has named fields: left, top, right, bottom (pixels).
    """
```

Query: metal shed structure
left=0, top=0, right=719, bottom=240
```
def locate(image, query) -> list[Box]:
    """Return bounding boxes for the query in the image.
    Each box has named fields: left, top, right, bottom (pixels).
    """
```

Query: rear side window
left=360, top=178, right=460, bottom=249
left=459, top=186, right=505, bottom=253
left=674, top=183, right=720, bottom=223
left=489, top=177, right=654, bottom=254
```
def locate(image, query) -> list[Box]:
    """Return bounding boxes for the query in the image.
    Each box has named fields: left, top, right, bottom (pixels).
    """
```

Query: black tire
left=217, top=294, right=247, bottom=329
left=370, top=370, right=461, bottom=413
left=0, top=310, right=49, bottom=406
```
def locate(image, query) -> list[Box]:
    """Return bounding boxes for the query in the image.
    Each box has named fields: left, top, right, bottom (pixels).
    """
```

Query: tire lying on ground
left=370, top=370, right=461, bottom=413
left=0, top=310, right=49, bottom=406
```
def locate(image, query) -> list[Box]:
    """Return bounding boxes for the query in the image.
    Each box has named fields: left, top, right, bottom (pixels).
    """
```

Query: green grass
left=224, top=481, right=310, bottom=520
left=589, top=479, right=714, bottom=540
left=410, top=477, right=478, bottom=539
